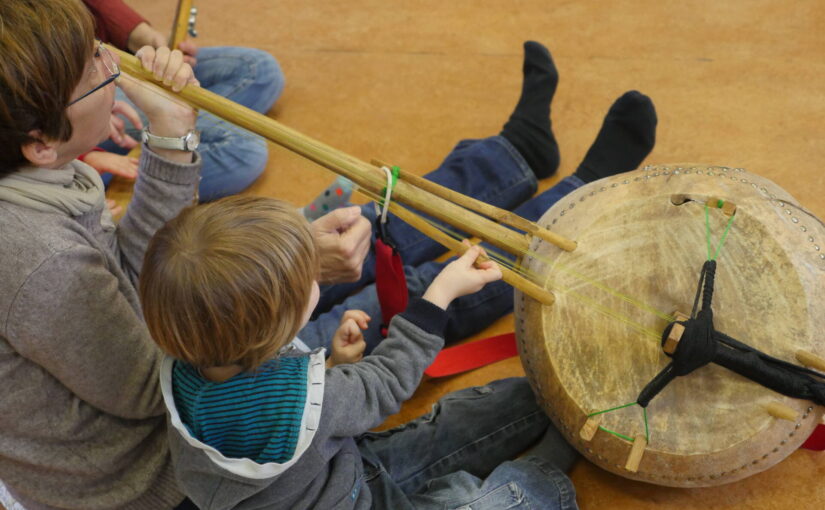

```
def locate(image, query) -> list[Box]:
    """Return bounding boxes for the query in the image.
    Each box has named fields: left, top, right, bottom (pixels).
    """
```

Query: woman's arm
left=114, top=147, right=200, bottom=285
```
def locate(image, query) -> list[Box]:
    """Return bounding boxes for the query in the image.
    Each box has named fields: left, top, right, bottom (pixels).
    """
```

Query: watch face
left=186, top=131, right=201, bottom=151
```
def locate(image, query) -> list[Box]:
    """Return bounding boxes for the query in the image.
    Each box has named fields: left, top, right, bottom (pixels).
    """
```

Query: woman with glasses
left=0, top=1, right=202, bottom=508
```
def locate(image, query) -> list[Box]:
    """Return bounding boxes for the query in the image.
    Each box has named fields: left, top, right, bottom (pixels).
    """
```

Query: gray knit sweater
left=0, top=148, right=201, bottom=510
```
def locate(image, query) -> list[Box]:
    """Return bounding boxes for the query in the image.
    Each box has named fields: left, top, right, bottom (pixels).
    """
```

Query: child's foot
left=303, top=176, right=355, bottom=220
left=573, top=91, right=657, bottom=183
left=500, top=41, right=560, bottom=179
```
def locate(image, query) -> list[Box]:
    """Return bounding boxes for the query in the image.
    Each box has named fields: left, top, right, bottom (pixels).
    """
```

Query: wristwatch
left=141, top=127, right=200, bottom=152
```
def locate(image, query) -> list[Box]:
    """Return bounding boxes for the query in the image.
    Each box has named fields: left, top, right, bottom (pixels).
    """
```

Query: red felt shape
left=425, top=333, right=518, bottom=378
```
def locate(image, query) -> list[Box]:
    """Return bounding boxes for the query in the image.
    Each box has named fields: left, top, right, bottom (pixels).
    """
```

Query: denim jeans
left=356, top=378, right=578, bottom=509
left=298, top=136, right=584, bottom=352
left=102, top=46, right=284, bottom=201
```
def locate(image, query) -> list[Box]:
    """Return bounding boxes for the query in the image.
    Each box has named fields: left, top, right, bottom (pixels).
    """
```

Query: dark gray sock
left=500, top=41, right=560, bottom=179
left=574, top=90, right=657, bottom=183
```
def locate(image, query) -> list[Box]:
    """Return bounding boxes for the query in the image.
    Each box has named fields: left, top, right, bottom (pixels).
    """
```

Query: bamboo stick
left=385, top=201, right=555, bottom=306
left=170, top=0, right=196, bottom=49
left=371, top=159, right=577, bottom=252
left=112, top=46, right=535, bottom=258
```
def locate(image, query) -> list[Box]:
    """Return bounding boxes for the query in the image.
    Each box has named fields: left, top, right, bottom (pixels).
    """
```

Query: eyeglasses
left=68, top=41, right=120, bottom=106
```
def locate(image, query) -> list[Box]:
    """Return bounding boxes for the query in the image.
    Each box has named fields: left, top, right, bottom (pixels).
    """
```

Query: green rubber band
left=598, top=426, right=635, bottom=443
left=705, top=205, right=712, bottom=260
left=587, top=401, right=637, bottom=417
left=712, top=213, right=736, bottom=261
left=705, top=203, right=737, bottom=261
left=643, top=407, right=650, bottom=443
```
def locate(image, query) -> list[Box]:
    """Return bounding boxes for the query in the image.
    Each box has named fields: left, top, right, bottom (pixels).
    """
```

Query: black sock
left=500, top=41, right=560, bottom=179
left=574, top=90, right=657, bottom=183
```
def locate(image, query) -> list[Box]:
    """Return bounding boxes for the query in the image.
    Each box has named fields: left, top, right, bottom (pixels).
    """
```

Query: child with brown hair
left=140, top=195, right=578, bottom=509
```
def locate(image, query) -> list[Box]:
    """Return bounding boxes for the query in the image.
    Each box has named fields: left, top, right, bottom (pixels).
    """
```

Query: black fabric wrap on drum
left=637, top=260, right=825, bottom=407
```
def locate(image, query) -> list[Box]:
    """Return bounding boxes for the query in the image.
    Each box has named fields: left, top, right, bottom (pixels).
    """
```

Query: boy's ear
left=20, top=130, right=59, bottom=167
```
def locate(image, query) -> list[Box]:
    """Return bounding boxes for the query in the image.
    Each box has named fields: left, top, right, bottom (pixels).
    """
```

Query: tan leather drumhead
left=515, top=164, right=825, bottom=487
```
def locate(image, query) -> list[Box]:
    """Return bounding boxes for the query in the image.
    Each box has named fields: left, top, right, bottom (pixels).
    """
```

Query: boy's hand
left=328, top=310, right=370, bottom=367
left=126, top=22, right=168, bottom=54
left=105, top=199, right=124, bottom=218
left=83, top=151, right=139, bottom=179
left=109, top=101, right=143, bottom=149
left=423, top=241, right=503, bottom=310
left=177, top=39, right=199, bottom=67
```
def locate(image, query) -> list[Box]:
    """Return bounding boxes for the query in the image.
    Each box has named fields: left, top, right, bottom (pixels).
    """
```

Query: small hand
left=312, top=206, right=372, bottom=284
left=423, top=240, right=503, bottom=310
left=83, top=151, right=138, bottom=180
left=105, top=199, right=124, bottom=218
left=177, top=39, right=199, bottom=67
left=108, top=101, right=143, bottom=149
left=328, top=310, right=370, bottom=367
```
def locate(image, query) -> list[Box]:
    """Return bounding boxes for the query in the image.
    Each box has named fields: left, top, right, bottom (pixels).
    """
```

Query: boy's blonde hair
left=140, top=196, right=319, bottom=370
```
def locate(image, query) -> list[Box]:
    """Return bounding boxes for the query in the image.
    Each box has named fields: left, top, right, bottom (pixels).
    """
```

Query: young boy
left=140, top=195, right=578, bottom=509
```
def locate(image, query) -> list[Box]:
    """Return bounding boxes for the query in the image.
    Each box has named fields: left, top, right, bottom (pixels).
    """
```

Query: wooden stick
left=580, top=414, right=602, bottom=441
left=662, top=311, right=689, bottom=354
left=625, top=436, right=647, bottom=472
left=170, top=0, right=196, bottom=49
left=113, top=46, right=536, bottom=258
left=371, top=159, right=577, bottom=252
left=796, top=350, right=825, bottom=373
left=764, top=402, right=798, bottom=422
left=385, top=201, right=555, bottom=306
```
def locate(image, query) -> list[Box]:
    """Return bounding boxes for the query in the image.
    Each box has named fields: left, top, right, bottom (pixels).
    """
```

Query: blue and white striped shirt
left=172, top=356, right=310, bottom=463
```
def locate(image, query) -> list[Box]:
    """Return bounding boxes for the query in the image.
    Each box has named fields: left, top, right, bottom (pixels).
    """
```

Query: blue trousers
left=103, top=46, right=284, bottom=201
left=357, top=378, right=578, bottom=509
left=298, top=136, right=584, bottom=352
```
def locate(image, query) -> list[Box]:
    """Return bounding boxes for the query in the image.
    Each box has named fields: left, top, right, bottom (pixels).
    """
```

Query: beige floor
left=124, top=1, right=823, bottom=508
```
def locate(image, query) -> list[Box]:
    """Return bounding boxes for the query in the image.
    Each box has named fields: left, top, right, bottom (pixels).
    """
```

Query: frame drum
left=515, top=164, right=825, bottom=487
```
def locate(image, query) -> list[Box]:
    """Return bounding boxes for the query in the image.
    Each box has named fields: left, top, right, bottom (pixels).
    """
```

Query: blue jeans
left=103, top=46, right=284, bottom=200
left=298, top=136, right=584, bottom=351
left=357, top=378, right=578, bottom=509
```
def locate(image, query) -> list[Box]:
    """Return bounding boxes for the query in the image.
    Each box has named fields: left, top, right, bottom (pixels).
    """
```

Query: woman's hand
left=327, top=310, right=370, bottom=367
left=117, top=46, right=198, bottom=135
left=422, top=241, right=503, bottom=310
left=311, top=206, right=372, bottom=284
left=83, top=151, right=138, bottom=180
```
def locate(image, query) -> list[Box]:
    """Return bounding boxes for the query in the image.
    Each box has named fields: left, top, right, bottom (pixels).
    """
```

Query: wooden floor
left=122, top=1, right=823, bottom=508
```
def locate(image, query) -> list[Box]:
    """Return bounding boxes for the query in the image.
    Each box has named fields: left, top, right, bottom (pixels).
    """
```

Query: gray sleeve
left=321, top=299, right=447, bottom=437
left=114, top=146, right=201, bottom=285
left=5, top=245, right=165, bottom=419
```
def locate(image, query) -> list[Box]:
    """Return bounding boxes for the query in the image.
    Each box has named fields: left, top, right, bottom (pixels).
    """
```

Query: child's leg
left=407, top=456, right=578, bottom=510
left=356, top=378, right=575, bottom=501
left=314, top=41, right=562, bottom=313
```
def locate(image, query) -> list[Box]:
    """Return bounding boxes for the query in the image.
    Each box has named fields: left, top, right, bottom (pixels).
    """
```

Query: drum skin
left=514, top=164, right=825, bottom=487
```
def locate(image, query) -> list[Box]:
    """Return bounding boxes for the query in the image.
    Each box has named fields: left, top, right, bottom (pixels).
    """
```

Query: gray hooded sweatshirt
left=161, top=299, right=448, bottom=510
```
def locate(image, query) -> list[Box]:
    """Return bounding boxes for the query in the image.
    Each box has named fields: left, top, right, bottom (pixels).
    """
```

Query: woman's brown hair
left=0, top=0, right=95, bottom=175
left=140, top=196, right=320, bottom=371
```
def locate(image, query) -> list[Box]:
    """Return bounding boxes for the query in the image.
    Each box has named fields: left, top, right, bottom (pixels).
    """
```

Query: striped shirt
left=172, top=356, right=309, bottom=463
